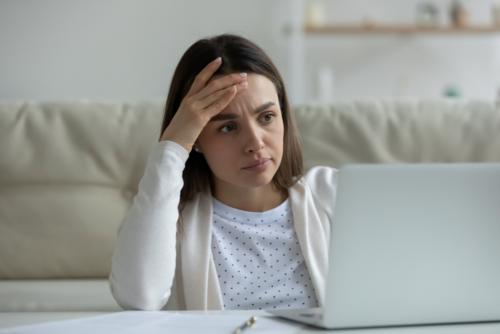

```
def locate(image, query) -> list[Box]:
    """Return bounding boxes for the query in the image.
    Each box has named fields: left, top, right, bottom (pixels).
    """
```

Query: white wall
left=0, top=0, right=290, bottom=101
left=1, top=0, right=499, bottom=103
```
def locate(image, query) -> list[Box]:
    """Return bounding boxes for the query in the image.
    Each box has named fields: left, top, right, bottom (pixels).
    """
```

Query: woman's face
left=196, top=73, right=284, bottom=191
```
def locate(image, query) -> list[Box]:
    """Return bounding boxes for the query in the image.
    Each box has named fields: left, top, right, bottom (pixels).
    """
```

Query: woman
left=109, top=33, right=337, bottom=311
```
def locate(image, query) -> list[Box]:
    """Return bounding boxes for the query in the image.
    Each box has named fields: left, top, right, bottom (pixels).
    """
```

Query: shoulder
left=299, top=166, right=339, bottom=218
left=302, top=165, right=339, bottom=190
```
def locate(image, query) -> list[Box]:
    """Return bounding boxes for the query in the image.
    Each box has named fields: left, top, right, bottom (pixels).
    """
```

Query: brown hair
left=159, top=33, right=305, bottom=237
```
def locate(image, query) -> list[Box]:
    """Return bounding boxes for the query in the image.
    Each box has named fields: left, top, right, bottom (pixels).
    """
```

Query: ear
left=194, top=141, right=202, bottom=153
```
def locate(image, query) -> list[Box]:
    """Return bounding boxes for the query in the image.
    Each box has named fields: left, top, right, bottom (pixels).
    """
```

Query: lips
left=244, top=158, right=271, bottom=168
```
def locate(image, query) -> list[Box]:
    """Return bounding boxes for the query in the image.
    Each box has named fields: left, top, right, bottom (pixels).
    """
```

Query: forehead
left=207, top=74, right=280, bottom=123
left=208, top=73, right=278, bottom=107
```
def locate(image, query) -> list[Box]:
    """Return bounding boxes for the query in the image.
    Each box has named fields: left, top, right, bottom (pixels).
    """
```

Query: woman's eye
left=220, top=124, right=235, bottom=133
left=219, top=113, right=276, bottom=133
left=263, top=113, right=275, bottom=121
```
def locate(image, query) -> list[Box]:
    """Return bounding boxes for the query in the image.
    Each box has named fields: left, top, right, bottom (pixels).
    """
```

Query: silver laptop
left=267, top=163, right=500, bottom=329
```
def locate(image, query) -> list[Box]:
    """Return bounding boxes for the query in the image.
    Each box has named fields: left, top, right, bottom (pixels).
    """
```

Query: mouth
left=243, top=158, right=271, bottom=169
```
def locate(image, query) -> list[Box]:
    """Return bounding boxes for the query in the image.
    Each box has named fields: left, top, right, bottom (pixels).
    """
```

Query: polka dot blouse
left=211, top=196, right=319, bottom=310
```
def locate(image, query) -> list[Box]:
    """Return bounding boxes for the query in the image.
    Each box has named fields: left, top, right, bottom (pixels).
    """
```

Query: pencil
left=234, top=316, right=257, bottom=334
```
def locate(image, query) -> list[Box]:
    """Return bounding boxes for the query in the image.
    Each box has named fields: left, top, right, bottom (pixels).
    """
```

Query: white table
left=2, top=311, right=500, bottom=333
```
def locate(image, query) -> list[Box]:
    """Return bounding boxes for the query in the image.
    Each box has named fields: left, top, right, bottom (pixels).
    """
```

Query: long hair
left=159, top=33, right=305, bottom=237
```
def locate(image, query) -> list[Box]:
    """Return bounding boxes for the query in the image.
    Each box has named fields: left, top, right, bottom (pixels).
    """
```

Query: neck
left=212, top=182, right=288, bottom=213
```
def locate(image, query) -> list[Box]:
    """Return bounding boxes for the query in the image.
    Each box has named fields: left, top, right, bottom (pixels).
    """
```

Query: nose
left=243, top=122, right=265, bottom=154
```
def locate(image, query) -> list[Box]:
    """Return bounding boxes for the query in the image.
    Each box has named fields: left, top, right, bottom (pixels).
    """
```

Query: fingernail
left=238, top=73, right=247, bottom=77
left=214, top=57, right=221, bottom=63
left=239, top=81, right=248, bottom=87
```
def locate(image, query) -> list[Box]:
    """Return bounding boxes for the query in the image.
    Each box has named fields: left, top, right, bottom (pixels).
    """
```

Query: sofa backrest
left=0, top=99, right=499, bottom=279
left=294, top=99, right=500, bottom=170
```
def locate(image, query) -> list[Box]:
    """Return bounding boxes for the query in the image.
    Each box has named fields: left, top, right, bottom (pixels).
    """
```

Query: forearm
left=109, top=140, right=189, bottom=311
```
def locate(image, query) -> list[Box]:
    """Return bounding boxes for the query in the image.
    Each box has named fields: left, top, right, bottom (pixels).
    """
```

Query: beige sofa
left=1, top=98, right=499, bottom=312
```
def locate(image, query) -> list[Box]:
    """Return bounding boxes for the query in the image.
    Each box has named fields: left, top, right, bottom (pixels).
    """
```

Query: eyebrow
left=208, top=101, right=276, bottom=122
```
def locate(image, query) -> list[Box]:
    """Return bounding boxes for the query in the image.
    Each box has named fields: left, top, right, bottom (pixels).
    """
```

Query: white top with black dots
left=211, top=196, right=319, bottom=311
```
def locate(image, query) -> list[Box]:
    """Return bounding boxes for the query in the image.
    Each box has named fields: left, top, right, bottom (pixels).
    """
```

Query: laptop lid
left=323, top=163, right=500, bottom=329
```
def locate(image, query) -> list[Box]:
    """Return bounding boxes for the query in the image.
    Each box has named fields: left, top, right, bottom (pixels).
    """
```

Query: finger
left=196, top=81, right=247, bottom=110
left=204, top=84, right=238, bottom=116
left=194, top=73, right=247, bottom=102
left=185, top=57, right=222, bottom=99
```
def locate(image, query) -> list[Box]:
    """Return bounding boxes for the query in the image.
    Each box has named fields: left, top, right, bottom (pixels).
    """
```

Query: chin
left=241, top=173, right=274, bottom=187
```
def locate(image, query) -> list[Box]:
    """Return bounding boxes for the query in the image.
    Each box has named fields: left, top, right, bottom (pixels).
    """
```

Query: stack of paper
left=0, top=311, right=305, bottom=334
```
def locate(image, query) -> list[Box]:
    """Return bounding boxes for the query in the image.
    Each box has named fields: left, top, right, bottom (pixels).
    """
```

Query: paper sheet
left=0, top=311, right=306, bottom=334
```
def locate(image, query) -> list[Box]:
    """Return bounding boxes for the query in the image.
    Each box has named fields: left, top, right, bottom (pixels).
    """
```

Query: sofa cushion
left=0, top=279, right=122, bottom=312
left=0, top=100, right=164, bottom=279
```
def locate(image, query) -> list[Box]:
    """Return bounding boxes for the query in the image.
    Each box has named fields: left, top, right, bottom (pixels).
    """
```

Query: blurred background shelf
left=303, top=24, right=500, bottom=34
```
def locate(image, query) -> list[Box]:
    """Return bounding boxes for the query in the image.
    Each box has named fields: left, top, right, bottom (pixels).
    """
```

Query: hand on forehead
left=210, top=73, right=278, bottom=105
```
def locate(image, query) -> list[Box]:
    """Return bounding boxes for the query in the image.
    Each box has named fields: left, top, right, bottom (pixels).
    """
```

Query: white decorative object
left=305, top=1, right=325, bottom=27
left=394, top=73, right=411, bottom=97
left=317, top=65, right=334, bottom=102
left=416, top=3, right=440, bottom=27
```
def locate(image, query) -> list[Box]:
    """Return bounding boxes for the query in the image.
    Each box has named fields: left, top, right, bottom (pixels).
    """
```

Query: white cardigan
left=109, top=140, right=338, bottom=311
